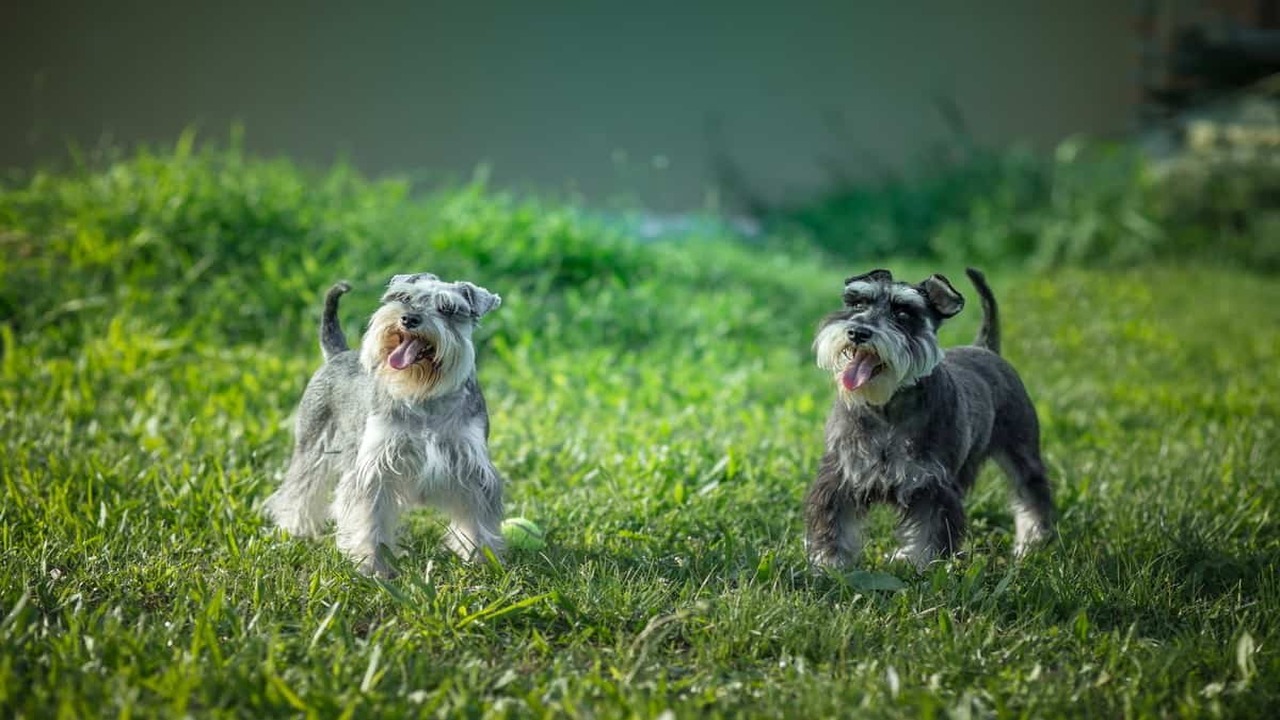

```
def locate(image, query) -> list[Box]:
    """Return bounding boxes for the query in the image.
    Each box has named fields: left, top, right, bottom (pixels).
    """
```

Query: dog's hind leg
left=265, top=440, right=338, bottom=538
left=993, top=446, right=1055, bottom=557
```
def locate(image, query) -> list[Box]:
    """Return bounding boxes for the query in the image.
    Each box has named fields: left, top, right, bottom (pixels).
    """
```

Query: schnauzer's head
left=360, top=272, right=501, bottom=400
left=813, top=268, right=964, bottom=406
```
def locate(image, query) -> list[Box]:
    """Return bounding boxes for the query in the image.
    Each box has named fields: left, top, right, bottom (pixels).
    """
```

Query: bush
left=0, top=136, right=836, bottom=362
left=759, top=137, right=1279, bottom=272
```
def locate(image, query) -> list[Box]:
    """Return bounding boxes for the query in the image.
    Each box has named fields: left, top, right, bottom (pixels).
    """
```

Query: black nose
left=847, top=326, right=872, bottom=343
left=400, top=314, right=422, bottom=329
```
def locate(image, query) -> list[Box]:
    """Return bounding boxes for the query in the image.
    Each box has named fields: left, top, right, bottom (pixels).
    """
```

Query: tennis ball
left=501, top=517, right=546, bottom=551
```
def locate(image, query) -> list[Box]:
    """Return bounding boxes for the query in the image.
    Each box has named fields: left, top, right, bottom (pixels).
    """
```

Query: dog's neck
left=847, top=368, right=947, bottom=426
left=376, top=373, right=474, bottom=415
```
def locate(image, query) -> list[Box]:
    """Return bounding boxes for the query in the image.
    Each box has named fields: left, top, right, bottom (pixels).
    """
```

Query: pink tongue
left=841, top=354, right=879, bottom=391
left=387, top=337, right=423, bottom=370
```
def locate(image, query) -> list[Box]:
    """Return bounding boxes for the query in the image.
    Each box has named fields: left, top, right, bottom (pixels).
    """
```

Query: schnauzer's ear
left=918, top=274, right=964, bottom=318
left=456, top=282, right=501, bottom=318
left=843, top=268, right=894, bottom=286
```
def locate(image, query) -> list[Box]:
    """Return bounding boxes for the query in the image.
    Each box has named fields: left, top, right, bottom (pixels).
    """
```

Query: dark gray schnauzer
left=264, top=273, right=505, bottom=576
left=806, top=268, right=1053, bottom=570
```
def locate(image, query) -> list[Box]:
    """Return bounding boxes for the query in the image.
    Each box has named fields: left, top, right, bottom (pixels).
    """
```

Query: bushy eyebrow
left=887, top=286, right=927, bottom=310
left=381, top=289, right=415, bottom=304
left=843, top=281, right=879, bottom=298
left=844, top=282, right=924, bottom=303
left=435, top=290, right=470, bottom=315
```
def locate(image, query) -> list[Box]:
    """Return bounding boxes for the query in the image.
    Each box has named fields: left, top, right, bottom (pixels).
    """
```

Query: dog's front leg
left=804, top=452, right=865, bottom=569
left=332, top=469, right=402, bottom=577
left=332, top=418, right=405, bottom=577
left=892, top=485, right=965, bottom=570
left=441, top=465, right=505, bottom=563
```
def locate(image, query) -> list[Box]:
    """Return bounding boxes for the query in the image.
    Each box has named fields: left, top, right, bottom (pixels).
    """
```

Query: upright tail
left=964, top=268, right=1001, bottom=355
left=320, top=281, right=352, bottom=361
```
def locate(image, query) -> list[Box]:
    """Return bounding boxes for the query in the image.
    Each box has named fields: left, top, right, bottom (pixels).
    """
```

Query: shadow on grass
left=990, top=514, right=1275, bottom=642
left=336, top=494, right=1276, bottom=655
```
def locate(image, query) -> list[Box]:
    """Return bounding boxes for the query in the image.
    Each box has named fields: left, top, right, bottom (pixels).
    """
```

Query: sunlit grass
left=1, top=147, right=1277, bottom=718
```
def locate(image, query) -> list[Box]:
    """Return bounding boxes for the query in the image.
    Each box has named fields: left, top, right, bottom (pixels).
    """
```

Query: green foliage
left=769, top=137, right=1280, bottom=273
left=2, top=144, right=1278, bottom=718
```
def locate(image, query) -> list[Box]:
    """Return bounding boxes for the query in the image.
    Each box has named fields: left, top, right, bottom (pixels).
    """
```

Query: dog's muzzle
left=387, top=333, right=435, bottom=370
left=840, top=346, right=884, bottom=391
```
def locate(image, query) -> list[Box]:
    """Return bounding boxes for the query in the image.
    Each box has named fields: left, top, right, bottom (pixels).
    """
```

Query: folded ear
left=843, top=268, right=893, bottom=286
left=918, top=274, right=964, bottom=318
left=456, top=282, right=501, bottom=318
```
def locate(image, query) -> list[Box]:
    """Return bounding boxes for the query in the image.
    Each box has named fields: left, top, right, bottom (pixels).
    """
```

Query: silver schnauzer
left=806, top=268, right=1054, bottom=570
left=264, top=273, right=505, bottom=576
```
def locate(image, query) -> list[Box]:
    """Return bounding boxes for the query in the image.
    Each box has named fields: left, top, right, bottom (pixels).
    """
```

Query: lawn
left=2, top=148, right=1277, bottom=718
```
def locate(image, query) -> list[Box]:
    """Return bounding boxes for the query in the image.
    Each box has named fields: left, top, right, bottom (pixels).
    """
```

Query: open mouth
left=386, top=333, right=436, bottom=370
left=839, top=346, right=884, bottom=391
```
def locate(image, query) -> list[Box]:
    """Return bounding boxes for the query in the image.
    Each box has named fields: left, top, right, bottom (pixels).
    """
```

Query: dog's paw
left=276, top=518, right=327, bottom=539
left=262, top=497, right=329, bottom=539
left=442, top=526, right=505, bottom=565
left=808, top=549, right=855, bottom=572
left=356, top=555, right=398, bottom=579
left=349, top=543, right=401, bottom=579
left=887, top=548, right=935, bottom=572
left=1012, top=528, right=1051, bottom=559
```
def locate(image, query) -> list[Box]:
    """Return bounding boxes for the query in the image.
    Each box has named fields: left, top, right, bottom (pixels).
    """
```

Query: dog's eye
left=847, top=299, right=868, bottom=311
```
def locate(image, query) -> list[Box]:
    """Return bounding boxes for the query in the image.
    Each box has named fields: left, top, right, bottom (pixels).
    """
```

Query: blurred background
left=1, top=0, right=1276, bottom=265
left=0, top=1, right=1129, bottom=208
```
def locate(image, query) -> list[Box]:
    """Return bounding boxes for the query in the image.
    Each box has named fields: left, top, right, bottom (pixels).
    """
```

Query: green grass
left=2, top=146, right=1278, bottom=718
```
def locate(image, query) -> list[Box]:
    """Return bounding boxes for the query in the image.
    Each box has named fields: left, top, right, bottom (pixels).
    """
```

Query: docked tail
left=320, top=281, right=352, bottom=360
left=964, top=268, right=1001, bottom=355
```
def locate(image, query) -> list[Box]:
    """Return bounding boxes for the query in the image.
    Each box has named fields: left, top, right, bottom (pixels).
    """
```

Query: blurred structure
left=0, top=1, right=1136, bottom=211
left=1135, top=0, right=1280, bottom=159
left=6, top=3, right=1272, bottom=209
left=1136, top=0, right=1279, bottom=118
